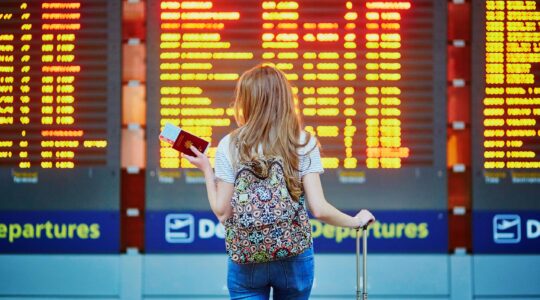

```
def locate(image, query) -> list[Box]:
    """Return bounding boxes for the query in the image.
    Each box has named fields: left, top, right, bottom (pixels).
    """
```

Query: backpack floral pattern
left=224, top=158, right=312, bottom=264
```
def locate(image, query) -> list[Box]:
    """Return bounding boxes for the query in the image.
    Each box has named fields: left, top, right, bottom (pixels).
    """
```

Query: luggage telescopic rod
left=356, top=226, right=368, bottom=300
left=363, top=226, right=367, bottom=300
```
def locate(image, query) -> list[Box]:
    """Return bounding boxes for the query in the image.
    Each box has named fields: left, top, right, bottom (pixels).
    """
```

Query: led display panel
left=146, top=0, right=447, bottom=211
left=472, top=0, right=540, bottom=210
left=0, top=0, right=121, bottom=210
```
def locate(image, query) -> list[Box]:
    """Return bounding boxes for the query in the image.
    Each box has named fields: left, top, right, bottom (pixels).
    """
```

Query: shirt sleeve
left=214, top=136, right=236, bottom=183
left=299, top=135, right=324, bottom=178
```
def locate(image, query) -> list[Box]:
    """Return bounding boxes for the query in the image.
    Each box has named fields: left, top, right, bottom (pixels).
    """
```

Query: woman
left=185, top=64, right=375, bottom=299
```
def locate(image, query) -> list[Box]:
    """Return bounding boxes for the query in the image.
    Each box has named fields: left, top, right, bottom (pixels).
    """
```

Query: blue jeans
left=227, top=247, right=314, bottom=300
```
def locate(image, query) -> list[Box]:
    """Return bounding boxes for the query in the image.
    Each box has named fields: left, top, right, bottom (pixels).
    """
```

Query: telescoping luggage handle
left=356, top=226, right=368, bottom=300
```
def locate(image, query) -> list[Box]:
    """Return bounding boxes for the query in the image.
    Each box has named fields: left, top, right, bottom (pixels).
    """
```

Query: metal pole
left=362, top=226, right=368, bottom=300
left=356, top=228, right=361, bottom=300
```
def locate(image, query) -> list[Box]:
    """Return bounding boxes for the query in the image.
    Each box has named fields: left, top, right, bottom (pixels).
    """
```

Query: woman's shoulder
left=299, top=130, right=313, bottom=142
left=298, top=131, right=318, bottom=154
left=216, top=133, right=233, bottom=154
left=215, top=134, right=235, bottom=168
left=217, top=133, right=232, bottom=146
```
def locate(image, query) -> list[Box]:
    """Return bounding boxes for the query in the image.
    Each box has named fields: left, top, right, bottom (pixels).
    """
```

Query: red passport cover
left=172, top=130, right=209, bottom=156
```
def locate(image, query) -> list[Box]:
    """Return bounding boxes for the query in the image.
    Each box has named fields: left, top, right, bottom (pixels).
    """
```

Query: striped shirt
left=214, top=131, right=324, bottom=183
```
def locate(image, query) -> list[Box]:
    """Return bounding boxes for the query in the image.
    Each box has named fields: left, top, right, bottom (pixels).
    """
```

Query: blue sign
left=146, top=210, right=448, bottom=253
left=473, top=211, right=540, bottom=254
left=0, top=211, right=119, bottom=253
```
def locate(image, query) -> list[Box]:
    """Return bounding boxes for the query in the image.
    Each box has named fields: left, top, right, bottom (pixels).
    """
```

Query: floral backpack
left=224, top=157, right=312, bottom=264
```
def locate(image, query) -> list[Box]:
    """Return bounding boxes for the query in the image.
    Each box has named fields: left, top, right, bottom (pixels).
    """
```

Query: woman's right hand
left=354, top=209, right=376, bottom=228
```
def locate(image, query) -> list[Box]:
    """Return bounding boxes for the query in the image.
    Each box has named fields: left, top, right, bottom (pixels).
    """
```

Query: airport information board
left=471, top=0, right=540, bottom=253
left=0, top=0, right=121, bottom=211
left=147, top=0, right=447, bottom=212
left=472, top=0, right=540, bottom=210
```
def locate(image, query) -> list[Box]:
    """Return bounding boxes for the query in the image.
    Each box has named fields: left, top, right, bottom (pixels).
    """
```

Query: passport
left=159, top=123, right=209, bottom=157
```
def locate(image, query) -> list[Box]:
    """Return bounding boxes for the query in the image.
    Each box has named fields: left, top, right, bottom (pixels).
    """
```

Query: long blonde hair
left=230, top=64, right=311, bottom=201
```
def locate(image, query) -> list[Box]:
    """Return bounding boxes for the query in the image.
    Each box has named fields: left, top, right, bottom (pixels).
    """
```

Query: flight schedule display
left=0, top=0, right=121, bottom=210
left=146, top=0, right=447, bottom=211
left=472, top=0, right=540, bottom=210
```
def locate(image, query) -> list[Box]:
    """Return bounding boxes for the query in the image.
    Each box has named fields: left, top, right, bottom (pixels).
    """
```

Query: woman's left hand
left=354, top=209, right=376, bottom=228
left=183, top=146, right=212, bottom=174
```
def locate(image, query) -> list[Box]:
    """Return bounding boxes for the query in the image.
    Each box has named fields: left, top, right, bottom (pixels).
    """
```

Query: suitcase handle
left=356, top=226, right=368, bottom=300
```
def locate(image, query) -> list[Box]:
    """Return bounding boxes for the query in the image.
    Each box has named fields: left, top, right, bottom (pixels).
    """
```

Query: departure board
left=472, top=0, right=540, bottom=209
left=146, top=0, right=447, bottom=211
left=0, top=0, right=121, bottom=210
